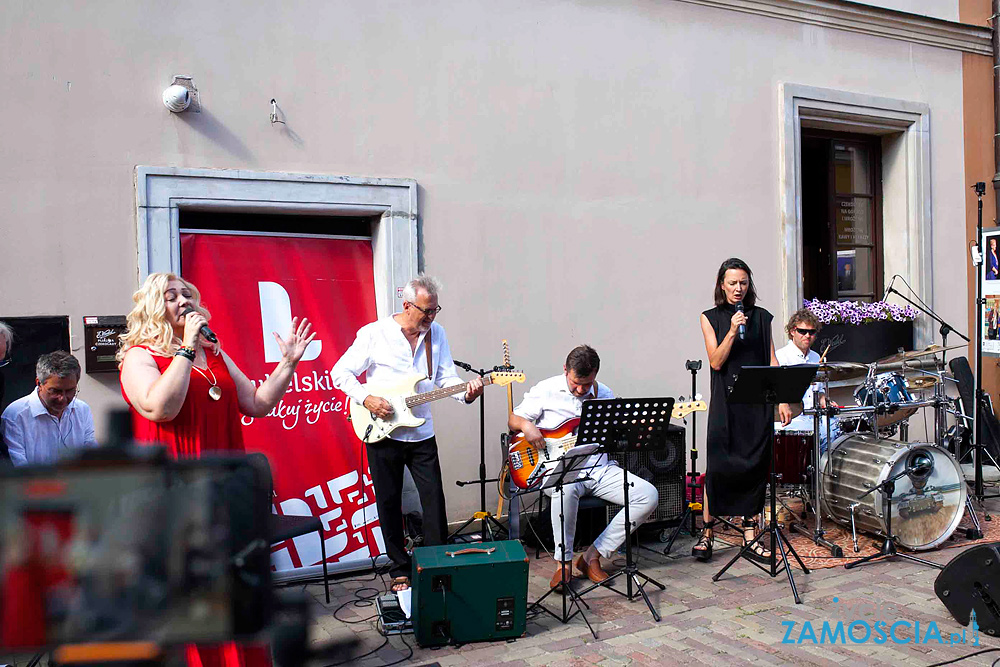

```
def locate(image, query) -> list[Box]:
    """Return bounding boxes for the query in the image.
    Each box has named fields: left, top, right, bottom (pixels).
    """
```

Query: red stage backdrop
left=181, top=233, right=381, bottom=573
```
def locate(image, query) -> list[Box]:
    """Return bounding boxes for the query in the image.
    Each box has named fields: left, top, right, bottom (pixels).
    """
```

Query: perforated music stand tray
left=577, top=397, right=675, bottom=454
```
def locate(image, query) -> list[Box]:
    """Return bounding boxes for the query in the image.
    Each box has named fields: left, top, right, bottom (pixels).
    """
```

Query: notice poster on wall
left=982, top=228, right=1000, bottom=355
left=181, top=232, right=382, bottom=574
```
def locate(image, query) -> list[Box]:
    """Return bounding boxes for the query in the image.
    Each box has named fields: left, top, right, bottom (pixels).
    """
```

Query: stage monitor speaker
left=412, top=540, right=528, bottom=647
left=935, top=542, right=1000, bottom=636
left=605, top=424, right=686, bottom=525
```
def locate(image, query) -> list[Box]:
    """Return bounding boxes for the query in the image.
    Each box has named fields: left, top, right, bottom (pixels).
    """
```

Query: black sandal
left=742, top=518, right=771, bottom=564
left=692, top=520, right=717, bottom=561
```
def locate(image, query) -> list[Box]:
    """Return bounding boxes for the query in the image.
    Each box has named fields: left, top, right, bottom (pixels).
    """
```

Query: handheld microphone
left=736, top=300, right=746, bottom=341
left=180, top=307, right=219, bottom=344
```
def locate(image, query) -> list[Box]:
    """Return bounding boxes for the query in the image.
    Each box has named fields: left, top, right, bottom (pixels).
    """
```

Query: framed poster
left=982, top=228, right=1000, bottom=355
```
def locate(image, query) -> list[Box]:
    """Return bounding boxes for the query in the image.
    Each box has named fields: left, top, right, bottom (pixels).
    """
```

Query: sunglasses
left=408, top=302, right=442, bottom=316
left=795, top=328, right=818, bottom=336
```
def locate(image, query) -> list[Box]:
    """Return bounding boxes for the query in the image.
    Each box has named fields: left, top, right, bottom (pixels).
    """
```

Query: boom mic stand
left=663, top=360, right=703, bottom=554
left=449, top=359, right=509, bottom=543
left=970, top=182, right=999, bottom=506
left=843, top=462, right=942, bottom=571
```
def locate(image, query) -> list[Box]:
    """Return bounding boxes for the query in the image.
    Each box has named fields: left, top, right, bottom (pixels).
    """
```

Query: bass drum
left=820, top=433, right=966, bottom=551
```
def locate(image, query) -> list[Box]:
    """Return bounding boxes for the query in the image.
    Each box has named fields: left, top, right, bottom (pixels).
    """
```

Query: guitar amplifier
left=606, top=423, right=686, bottom=524
left=411, top=540, right=528, bottom=647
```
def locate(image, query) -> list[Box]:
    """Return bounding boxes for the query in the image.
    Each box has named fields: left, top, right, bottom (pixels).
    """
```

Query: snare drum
left=820, top=433, right=966, bottom=550
left=774, top=430, right=812, bottom=486
left=852, top=372, right=918, bottom=430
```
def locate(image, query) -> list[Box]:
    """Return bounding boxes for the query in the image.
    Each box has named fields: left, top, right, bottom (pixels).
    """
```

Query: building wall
left=0, top=0, right=974, bottom=519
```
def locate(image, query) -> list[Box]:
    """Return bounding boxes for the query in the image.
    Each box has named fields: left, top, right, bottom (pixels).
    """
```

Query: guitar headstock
left=672, top=399, right=707, bottom=420
left=490, top=370, right=526, bottom=387
left=502, top=339, right=511, bottom=367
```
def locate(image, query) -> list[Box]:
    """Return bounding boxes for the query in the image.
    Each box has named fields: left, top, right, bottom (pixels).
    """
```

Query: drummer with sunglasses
left=775, top=309, right=838, bottom=448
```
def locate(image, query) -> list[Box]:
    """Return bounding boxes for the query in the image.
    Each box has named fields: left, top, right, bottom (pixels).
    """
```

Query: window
left=801, top=133, right=883, bottom=302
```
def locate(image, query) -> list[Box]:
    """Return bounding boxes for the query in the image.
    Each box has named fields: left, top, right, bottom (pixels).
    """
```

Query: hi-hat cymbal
left=876, top=344, right=966, bottom=365
left=814, top=361, right=868, bottom=382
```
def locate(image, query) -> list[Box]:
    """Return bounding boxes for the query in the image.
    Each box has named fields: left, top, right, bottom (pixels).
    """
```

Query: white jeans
left=545, top=463, right=659, bottom=562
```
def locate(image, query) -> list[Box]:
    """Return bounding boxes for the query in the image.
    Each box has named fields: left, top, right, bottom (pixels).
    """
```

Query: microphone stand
left=447, top=359, right=509, bottom=543
left=843, top=466, right=942, bottom=570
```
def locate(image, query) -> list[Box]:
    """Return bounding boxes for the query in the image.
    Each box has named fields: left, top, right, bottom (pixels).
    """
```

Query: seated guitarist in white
left=331, top=275, right=484, bottom=591
left=508, top=345, right=658, bottom=589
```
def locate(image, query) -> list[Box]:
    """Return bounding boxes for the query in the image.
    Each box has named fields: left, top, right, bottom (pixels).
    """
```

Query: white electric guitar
left=349, top=370, right=525, bottom=443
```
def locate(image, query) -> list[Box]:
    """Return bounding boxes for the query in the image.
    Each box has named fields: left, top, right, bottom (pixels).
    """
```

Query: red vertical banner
left=181, top=233, right=380, bottom=573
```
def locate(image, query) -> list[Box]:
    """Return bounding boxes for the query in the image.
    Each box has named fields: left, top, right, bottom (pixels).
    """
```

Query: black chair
left=249, top=453, right=330, bottom=603
left=949, top=356, right=1000, bottom=465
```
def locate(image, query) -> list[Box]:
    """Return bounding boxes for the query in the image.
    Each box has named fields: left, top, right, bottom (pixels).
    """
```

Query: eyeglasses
left=795, top=328, right=818, bottom=336
left=408, top=302, right=442, bottom=316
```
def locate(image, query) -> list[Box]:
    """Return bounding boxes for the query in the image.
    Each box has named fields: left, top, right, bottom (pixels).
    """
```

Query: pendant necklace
left=193, top=364, right=222, bottom=401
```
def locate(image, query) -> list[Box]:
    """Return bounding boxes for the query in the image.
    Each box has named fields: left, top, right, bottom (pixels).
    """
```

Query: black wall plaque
left=83, top=316, right=126, bottom=374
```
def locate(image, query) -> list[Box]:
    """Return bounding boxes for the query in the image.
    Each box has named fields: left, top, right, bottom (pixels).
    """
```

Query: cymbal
left=814, top=361, right=868, bottom=382
left=907, top=376, right=940, bottom=389
left=876, top=344, right=966, bottom=365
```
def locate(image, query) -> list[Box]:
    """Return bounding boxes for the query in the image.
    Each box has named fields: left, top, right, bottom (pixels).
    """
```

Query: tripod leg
left=712, top=539, right=750, bottom=581
left=775, top=528, right=809, bottom=574
left=662, top=506, right=692, bottom=555
left=631, top=573, right=662, bottom=622
left=634, top=570, right=666, bottom=591
left=772, top=530, right=802, bottom=604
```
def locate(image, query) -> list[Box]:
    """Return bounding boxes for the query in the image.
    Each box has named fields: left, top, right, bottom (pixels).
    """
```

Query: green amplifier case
left=411, top=540, right=529, bottom=646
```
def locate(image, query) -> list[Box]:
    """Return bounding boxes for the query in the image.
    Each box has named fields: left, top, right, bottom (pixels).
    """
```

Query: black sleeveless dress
left=703, top=303, right=773, bottom=517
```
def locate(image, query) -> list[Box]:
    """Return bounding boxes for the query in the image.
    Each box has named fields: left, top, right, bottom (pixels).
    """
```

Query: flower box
left=804, top=299, right=917, bottom=363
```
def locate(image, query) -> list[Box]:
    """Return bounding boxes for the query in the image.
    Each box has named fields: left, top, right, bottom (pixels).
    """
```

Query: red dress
left=121, top=345, right=244, bottom=456
left=121, top=345, right=268, bottom=667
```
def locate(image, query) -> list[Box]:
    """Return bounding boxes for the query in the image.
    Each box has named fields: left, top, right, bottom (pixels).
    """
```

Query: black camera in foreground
left=0, top=447, right=273, bottom=652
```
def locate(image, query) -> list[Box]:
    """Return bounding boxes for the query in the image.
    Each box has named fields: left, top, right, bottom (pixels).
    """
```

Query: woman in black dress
left=693, top=258, right=792, bottom=562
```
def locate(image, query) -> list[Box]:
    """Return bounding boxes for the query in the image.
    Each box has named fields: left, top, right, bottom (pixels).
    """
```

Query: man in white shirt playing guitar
left=508, top=345, right=658, bottom=590
left=332, top=275, right=484, bottom=591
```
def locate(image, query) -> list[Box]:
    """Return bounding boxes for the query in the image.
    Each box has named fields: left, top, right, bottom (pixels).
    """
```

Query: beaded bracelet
left=175, top=346, right=196, bottom=361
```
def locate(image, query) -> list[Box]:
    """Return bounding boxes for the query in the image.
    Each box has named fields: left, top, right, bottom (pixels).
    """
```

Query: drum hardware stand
left=576, top=397, right=673, bottom=622
left=663, top=360, right=704, bottom=554
left=449, top=359, right=510, bottom=543
left=843, top=467, right=943, bottom=571
left=713, top=366, right=815, bottom=604
left=848, top=503, right=861, bottom=553
left=524, top=451, right=600, bottom=639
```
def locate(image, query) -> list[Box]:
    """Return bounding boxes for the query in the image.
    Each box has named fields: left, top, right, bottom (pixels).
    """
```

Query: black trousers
left=366, top=436, right=448, bottom=578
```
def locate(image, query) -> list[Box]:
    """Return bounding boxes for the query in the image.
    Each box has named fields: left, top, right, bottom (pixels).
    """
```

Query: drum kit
left=778, top=344, right=981, bottom=560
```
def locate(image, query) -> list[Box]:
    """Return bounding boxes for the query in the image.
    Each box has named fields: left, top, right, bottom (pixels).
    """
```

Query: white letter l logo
left=259, top=281, right=322, bottom=363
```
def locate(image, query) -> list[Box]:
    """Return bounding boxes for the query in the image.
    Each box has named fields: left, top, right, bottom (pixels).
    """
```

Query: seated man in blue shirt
left=2, top=350, right=97, bottom=465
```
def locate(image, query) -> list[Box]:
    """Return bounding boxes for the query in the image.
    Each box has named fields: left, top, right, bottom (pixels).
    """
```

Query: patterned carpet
left=708, top=496, right=998, bottom=570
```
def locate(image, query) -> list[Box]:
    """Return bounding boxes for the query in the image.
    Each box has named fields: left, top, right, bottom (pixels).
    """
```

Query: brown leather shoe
left=575, top=555, right=609, bottom=584
left=549, top=563, right=571, bottom=589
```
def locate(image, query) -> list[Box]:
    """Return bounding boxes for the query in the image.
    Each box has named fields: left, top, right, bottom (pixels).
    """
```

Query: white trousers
left=545, top=462, right=659, bottom=562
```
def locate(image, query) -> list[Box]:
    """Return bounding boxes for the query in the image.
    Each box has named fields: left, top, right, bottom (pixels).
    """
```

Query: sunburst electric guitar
left=506, top=399, right=707, bottom=490
left=349, top=370, right=525, bottom=443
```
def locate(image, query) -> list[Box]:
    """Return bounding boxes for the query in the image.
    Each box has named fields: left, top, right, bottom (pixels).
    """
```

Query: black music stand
left=575, top=397, right=674, bottom=622
left=524, top=448, right=603, bottom=638
left=711, top=366, right=815, bottom=604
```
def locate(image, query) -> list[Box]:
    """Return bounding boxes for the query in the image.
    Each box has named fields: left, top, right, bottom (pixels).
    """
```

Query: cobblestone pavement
left=313, top=505, right=1000, bottom=667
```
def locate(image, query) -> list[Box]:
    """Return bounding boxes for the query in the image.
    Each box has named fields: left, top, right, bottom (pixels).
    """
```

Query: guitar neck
left=406, top=375, right=493, bottom=407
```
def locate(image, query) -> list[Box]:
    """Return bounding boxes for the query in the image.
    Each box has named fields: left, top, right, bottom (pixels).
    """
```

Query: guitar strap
left=424, top=328, right=433, bottom=379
